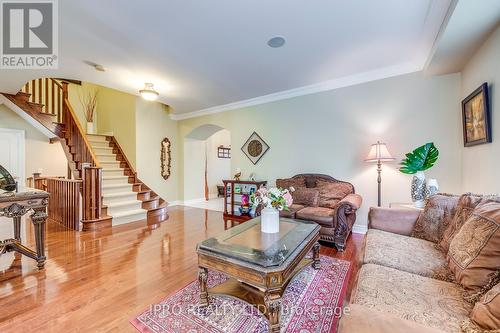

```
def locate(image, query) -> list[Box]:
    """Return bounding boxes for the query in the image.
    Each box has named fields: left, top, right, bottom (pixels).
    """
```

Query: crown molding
left=170, top=62, right=421, bottom=121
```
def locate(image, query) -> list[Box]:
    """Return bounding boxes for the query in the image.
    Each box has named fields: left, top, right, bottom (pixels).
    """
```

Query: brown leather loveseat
left=276, top=174, right=362, bottom=251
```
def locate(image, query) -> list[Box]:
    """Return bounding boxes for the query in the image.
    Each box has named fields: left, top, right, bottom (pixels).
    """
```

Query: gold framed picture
left=462, top=83, right=491, bottom=147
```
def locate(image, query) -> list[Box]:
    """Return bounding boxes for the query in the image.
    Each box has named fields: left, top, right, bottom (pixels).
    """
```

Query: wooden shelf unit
left=222, top=179, right=266, bottom=221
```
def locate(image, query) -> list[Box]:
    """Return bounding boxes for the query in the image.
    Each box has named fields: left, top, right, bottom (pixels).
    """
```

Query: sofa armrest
left=337, top=193, right=363, bottom=212
left=368, top=207, right=421, bottom=236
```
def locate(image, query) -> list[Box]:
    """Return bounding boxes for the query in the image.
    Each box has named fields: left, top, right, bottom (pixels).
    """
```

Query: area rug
left=131, top=256, right=351, bottom=333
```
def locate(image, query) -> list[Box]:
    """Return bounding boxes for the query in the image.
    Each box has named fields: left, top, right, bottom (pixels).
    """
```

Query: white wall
left=179, top=72, right=463, bottom=227
left=460, top=26, right=500, bottom=193
left=135, top=98, right=179, bottom=202
left=0, top=104, right=68, bottom=182
left=207, top=129, right=231, bottom=197
left=183, top=138, right=206, bottom=201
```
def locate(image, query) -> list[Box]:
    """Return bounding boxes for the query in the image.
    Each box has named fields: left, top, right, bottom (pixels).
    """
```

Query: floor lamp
left=365, top=141, right=395, bottom=207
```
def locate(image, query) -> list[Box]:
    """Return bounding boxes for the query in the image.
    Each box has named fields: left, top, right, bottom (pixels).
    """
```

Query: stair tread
left=102, top=175, right=129, bottom=179
left=102, top=183, right=133, bottom=189
left=102, top=191, right=138, bottom=198
left=106, top=200, right=142, bottom=208
left=112, top=209, right=147, bottom=218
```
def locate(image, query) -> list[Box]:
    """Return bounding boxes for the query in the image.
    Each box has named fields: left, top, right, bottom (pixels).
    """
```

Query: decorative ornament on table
left=234, top=168, right=242, bottom=181
left=249, top=172, right=256, bottom=181
left=427, top=179, right=439, bottom=196
left=251, top=186, right=293, bottom=233
left=399, top=142, right=439, bottom=208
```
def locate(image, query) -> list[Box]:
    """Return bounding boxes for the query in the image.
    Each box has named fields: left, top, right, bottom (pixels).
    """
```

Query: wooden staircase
left=1, top=78, right=169, bottom=229
left=87, top=134, right=168, bottom=225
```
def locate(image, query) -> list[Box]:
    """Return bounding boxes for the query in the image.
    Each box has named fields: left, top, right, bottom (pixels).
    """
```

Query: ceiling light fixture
left=139, top=83, right=159, bottom=101
left=267, top=36, right=286, bottom=48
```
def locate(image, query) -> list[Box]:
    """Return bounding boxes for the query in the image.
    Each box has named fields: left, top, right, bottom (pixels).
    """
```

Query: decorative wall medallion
left=241, top=132, right=269, bottom=165
left=160, top=138, right=172, bottom=180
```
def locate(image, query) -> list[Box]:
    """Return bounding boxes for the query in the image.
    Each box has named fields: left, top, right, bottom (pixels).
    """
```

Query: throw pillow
left=316, top=180, right=353, bottom=209
left=275, top=176, right=306, bottom=191
left=411, top=193, right=460, bottom=243
left=465, top=277, right=500, bottom=331
left=447, top=201, right=500, bottom=292
left=439, top=193, right=500, bottom=252
left=291, top=188, right=319, bottom=207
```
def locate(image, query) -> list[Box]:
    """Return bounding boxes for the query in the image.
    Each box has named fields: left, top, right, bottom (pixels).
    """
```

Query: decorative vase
left=427, top=179, right=439, bottom=197
left=261, top=207, right=279, bottom=233
left=411, top=171, right=427, bottom=208
left=86, top=122, right=94, bottom=134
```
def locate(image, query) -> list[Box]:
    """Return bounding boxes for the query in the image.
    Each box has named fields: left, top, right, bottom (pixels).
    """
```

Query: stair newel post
left=82, top=166, right=103, bottom=226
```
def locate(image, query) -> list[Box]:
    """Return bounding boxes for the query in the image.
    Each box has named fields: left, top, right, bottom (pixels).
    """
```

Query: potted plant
left=399, top=142, right=439, bottom=208
left=79, top=89, right=98, bottom=134
left=251, top=186, right=293, bottom=233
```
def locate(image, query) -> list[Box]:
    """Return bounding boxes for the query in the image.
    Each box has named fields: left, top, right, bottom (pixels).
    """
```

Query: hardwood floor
left=0, top=206, right=364, bottom=333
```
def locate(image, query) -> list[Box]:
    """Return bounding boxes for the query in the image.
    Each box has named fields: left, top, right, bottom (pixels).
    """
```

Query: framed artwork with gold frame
left=241, top=132, right=269, bottom=165
left=462, top=83, right=491, bottom=147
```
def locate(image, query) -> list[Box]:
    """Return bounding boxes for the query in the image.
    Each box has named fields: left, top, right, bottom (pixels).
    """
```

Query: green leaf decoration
left=399, top=142, right=439, bottom=174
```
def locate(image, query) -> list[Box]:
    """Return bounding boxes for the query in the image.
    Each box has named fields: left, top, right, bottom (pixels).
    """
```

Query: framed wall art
left=160, top=138, right=172, bottom=180
left=462, top=82, right=491, bottom=147
left=241, top=131, right=269, bottom=165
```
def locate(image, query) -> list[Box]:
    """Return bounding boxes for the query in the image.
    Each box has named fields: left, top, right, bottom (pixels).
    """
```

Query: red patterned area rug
left=131, top=256, right=351, bottom=333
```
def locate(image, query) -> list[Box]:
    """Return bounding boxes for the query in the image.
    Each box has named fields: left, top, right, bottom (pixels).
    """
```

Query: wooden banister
left=63, top=99, right=100, bottom=168
left=46, top=178, right=82, bottom=231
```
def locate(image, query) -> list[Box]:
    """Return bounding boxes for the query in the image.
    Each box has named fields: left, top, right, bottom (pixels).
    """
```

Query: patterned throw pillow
left=411, top=193, right=460, bottom=244
left=316, top=180, right=353, bottom=209
left=463, top=277, right=500, bottom=332
left=291, top=188, right=320, bottom=207
left=447, top=201, right=500, bottom=292
left=275, top=177, right=306, bottom=190
left=439, top=194, right=500, bottom=253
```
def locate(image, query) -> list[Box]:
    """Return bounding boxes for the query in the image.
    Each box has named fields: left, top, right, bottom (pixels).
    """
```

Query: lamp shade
left=365, top=141, right=395, bottom=162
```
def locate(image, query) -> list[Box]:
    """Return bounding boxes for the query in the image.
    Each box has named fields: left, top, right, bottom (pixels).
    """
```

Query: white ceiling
left=0, top=0, right=458, bottom=117
left=425, top=0, right=500, bottom=75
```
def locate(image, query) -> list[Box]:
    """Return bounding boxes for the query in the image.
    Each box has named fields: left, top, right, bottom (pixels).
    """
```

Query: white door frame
left=0, top=128, right=26, bottom=185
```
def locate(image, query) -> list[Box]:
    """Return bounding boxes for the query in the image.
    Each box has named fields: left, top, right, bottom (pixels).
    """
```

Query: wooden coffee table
left=196, top=217, right=321, bottom=333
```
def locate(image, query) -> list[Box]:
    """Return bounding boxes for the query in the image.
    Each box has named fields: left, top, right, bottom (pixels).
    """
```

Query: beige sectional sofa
left=339, top=193, right=500, bottom=333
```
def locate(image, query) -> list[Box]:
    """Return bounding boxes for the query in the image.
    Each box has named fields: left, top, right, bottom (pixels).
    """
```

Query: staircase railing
left=46, top=177, right=82, bottom=231
left=22, top=78, right=64, bottom=123
left=21, top=78, right=106, bottom=229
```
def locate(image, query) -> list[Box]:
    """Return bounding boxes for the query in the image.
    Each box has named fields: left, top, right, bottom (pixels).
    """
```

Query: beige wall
left=179, top=72, right=463, bottom=227
left=0, top=104, right=67, bottom=182
left=68, top=82, right=101, bottom=130
left=135, top=98, right=179, bottom=202
left=96, top=86, right=137, bottom=168
left=461, top=26, right=500, bottom=193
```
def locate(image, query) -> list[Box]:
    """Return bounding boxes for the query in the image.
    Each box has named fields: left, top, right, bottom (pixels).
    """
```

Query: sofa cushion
left=439, top=194, right=500, bottom=252
left=295, top=206, right=335, bottom=227
left=411, top=193, right=460, bottom=243
left=469, top=280, right=500, bottom=331
left=339, top=304, right=447, bottom=333
left=279, top=204, right=304, bottom=218
left=352, top=264, right=472, bottom=333
left=291, top=188, right=319, bottom=207
left=448, top=201, right=500, bottom=292
left=364, top=229, right=453, bottom=281
left=316, top=180, right=352, bottom=208
left=275, top=176, right=306, bottom=190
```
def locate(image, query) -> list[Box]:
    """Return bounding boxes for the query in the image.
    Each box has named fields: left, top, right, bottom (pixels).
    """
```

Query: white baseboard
left=168, top=200, right=183, bottom=206
left=352, top=223, right=368, bottom=234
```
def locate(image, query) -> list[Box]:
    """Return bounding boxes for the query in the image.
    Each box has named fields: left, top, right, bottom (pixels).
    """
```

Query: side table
left=0, top=188, right=49, bottom=269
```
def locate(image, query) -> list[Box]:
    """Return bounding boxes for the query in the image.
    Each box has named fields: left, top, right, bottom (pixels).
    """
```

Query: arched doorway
left=183, top=124, right=231, bottom=211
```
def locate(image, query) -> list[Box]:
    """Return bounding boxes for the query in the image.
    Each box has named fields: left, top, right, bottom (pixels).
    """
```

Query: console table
left=0, top=188, right=49, bottom=269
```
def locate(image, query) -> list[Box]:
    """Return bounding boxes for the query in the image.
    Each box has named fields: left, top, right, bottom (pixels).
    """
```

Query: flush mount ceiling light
left=139, top=83, right=159, bottom=101
left=267, top=36, right=286, bottom=48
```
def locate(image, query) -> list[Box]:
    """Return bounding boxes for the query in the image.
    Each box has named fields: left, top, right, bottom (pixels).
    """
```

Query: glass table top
left=198, top=217, right=318, bottom=267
